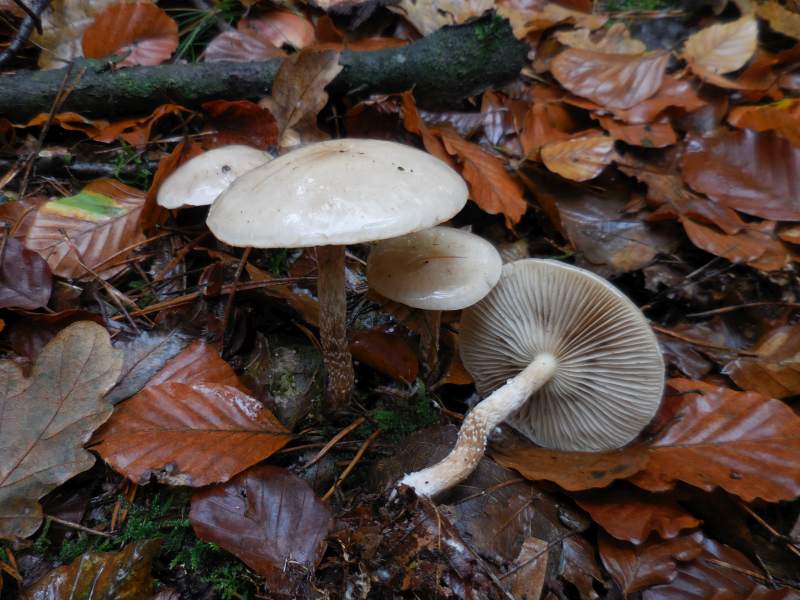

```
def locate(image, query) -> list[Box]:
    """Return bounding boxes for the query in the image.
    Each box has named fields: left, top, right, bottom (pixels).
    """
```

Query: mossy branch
left=0, top=16, right=527, bottom=121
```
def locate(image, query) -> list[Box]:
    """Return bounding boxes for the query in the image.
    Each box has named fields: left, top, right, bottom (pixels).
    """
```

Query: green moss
left=370, top=381, right=439, bottom=437
left=601, top=0, right=673, bottom=11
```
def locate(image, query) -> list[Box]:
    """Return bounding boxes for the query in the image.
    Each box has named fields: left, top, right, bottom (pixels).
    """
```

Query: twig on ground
left=0, top=0, right=50, bottom=69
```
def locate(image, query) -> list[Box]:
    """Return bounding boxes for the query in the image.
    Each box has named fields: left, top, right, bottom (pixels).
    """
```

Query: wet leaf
left=508, top=537, right=548, bottom=600
left=82, top=1, right=178, bottom=67
left=0, top=322, right=122, bottom=539
left=599, top=532, right=703, bottom=595
left=575, top=487, right=701, bottom=544
left=727, top=98, right=800, bottom=146
left=595, top=115, right=677, bottom=148
left=24, top=179, right=145, bottom=279
left=540, top=135, right=616, bottom=181
left=267, top=48, right=342, bottom=145
left=611, top=76, right=706, bottom=125
left=204, top=30, right=286, bottom=62
left=389, top=0, right=493, bottom=36
left=551, top=49, right=670, bottom=110
left=682, top=129, right=800, bottom=220
left=239, top=10, right=314, bottom=49
left=202, top=99, right=279, bottom=149
left=520, top=100, right=575, bottom=158
left=190, top=466, right=332, bottom=582
left=0, top=236, right=52, bottom=310
left=683, top=16, right=758, bottom=78
left=350, top=329, right=418, bottom=384
left=723, top=323, right=800, bottom=399
left=145, top=339, right=243, bottom=389
left=23, top=539, right=159, bottom=599
left=555, top=22, right=645, bottom=54
left=559, top=536, right=605, bottom=598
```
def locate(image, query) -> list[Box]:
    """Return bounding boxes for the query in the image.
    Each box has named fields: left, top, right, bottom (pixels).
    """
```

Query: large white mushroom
left=400, top=258, right=665, bottom=497
left=206, top=139, right=468, bottom=409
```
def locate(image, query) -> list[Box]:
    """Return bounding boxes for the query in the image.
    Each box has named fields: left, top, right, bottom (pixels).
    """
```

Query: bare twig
left=302, top=416, right=366, bottom=469
left=322, top=429, right=381, bottom=501
left=0, top=0, right=50, bottom=68
left=46, top=515, right=114, bottom=538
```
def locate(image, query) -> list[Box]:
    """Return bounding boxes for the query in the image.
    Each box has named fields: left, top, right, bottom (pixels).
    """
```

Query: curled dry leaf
left=555, top=23, right=645, bottom=55
left=683, top=16, right=758, bottom=78
left=551, top=49, right=670, bottom=110
left=91, top=103, right=192, bottom=146
left=723, top=323, right=800, bottom=399
left=0, top=236, right=52, bottom=310
left=497, top=1, right=606, bottom=40
left=82, top=1, right=178, bottom=67
left=190, top=466, right=333, bottom=583
left=756, top=1, right=800, bottom=40
left=389, top=0, right=493, bottom=36
left=204, top=30, right=286, bottom=62
left=239, top=10, right=314, bottom=49
left=24, top=179, right=145, bottom=279
left=540, top=135, right=617, bottom=181
left=728, top=98, right=800, bottom=146
left=0, top=322, right=122, bottom=539
left=682, top=129, right=800, bottom=220
left=24, top=539, right=159, bottom=599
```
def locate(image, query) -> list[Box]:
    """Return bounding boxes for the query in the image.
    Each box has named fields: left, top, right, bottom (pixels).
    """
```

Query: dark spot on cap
left=221, top=165, right=232, bottom=173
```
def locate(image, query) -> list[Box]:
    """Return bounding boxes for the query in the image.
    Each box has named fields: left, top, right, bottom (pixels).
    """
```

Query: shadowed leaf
left=0, top=236, right=52, bottom=310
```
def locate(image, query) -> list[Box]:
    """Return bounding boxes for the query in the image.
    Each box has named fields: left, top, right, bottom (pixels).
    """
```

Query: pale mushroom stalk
left=399, top=353, right=557, bottom=497
left=316, top=245, right=355, bottom=408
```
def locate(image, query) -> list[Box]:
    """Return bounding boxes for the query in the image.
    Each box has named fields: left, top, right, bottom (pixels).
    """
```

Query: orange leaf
left=595, top=115, right=676, bottom=148
left=723, top=323, right=800, bottom=399
left=520, top=102, right=575, bottom=157
left=728, top=99, right=800, bottom=146
left=82, top=1, right=178, bottom=67
left=611, top=75, right=706, bottom=125
left=540, top=135, right=616, bottom=181
left=92, top=103, right=192, bottom=147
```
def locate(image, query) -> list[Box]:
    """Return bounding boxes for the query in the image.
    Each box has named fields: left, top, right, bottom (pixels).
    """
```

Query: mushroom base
left=399, top=353, right=558, bottom=497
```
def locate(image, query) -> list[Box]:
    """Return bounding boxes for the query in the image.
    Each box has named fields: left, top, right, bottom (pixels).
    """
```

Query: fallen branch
left=0, top=0, right=50, bottom=69
left=0, top=16, right=527, bottom=121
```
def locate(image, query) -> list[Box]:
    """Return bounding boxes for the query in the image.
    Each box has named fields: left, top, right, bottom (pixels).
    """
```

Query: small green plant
left=57, top=535, right=91, bottom=563
left=171, top=0, right=243, bottom=62
left=112, top=141, right=152, bottom=189
left=370, top=381, right=439, bottom=437
left=601, top=0, right=671, bottom=11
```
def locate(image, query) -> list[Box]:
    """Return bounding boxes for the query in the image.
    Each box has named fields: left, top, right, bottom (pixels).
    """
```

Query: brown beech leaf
left=92, top=380, right=288, bottom=486
left=82, top=1, right=178, bottom=67
left=0, top=322, right=122, bottom=539
left=540, top=135, right=616, bottom=181
left=612, top=76, right=706, bottom=125
left=575, top=487, right=701, bottom=544
left=555, top=22, right=645, bottom=55
left=683, top=16, right=758, bottom=78
left=0, top=236, right=52, bottom=310
left=239, top=10, right=314, bottom=49
left=146, top=339, right=244, bottom=389
left=439, top=129, right=527, bottom=226
left=24, top=179, right=145, bottom=279
left=23, top=540, right=159, bottom=599
left=599, top=532, right=704, bottom=595
left=190, top=466, right=333, bottom=584
left=728, top=98, right=800, bottom=146
left=756, top=1, right=800, bottom=40
left=91, top=103, right=192, bottom=146
left=202, top=99, right=279, bottom=149
left=723, top=323, right=800, bottom=399
left=349, top=329, right=418, bottom=384
left=595, top=115, right=677, bottom=148
left=267, top=48, right=342, bottom=145
left=520, top=101, right=575, bottom=158
left=682, top=129, right=800, bottom=220
left=497, top=2, right=606, bottom=39
left=204, top=30, right=285, bottom=62
left=551, top=49, right=670, bottom=110
left=389, top=0, right=493, bottom=36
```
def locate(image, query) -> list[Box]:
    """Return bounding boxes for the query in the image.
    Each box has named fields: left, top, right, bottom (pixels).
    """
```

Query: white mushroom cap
left=367, top=226, right=502, bottom=311
left=459, top=259, right=664, bottom=451
left=205, top=139, right=468, bottom=248
left=156, top=145, right=272, bottom=209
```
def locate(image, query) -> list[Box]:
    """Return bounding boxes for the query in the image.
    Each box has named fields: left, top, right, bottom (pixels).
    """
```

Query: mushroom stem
left=419, top=310, right=441, bottom=381
left=317, top=245, right=355, bottom=410
left=399, top=352, right=558, bottom=497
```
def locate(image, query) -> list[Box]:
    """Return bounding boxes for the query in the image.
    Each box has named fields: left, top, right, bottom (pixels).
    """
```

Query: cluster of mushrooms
left=158, top=139, right=666, bottom=498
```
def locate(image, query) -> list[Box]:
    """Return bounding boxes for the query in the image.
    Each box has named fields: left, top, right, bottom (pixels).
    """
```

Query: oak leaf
left=683, top=16, right=758, bottom=79
left=0, top=322, right=122, bottom=539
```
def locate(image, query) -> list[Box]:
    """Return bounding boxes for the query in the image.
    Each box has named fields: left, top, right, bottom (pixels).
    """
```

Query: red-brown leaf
left=202, top=99, right=279, bottom=149
left=0, top=236, right=52, bottom=310
left=540, top=135, right=616, bottom=181
left=350, top=329, right=418, bottom=384
left=203, top=30, right=286, bottom=62
left=239, top=11, right=314, bottom=50
left=82, top=2, right=178, bottom=67
left=728, top=99, right=800, bottom=146
left=723, top=323, right=800, bottom=398
left=551, top=49, right=670, bottom=110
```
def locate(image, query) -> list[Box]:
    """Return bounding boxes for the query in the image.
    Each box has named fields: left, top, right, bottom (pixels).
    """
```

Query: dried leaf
left=520, top=101, right=575, bottom=157
left=24, top=179, right=145, bottom=279
left=728, top=98, right=800, bottom=146
left=190, top=466, right=332, bottom=581
left=91, top=103, right=192, bottom=146
left=202, top=99, right=279, bottom=149
left=204, top=30, right=286, bottom=62
left=0, top=236, right=52, bottom=310
left=683, top=16, right=758, bottom=78
left=756, top=1, right=800, bottom=41
left=555, top=22, right=645, bottom=54
left=559, top=536, right=604, bottom=598
left=267, top=48, right=342, bottom=145
left=540, top=135, right=616, bottom=181
left=682, top=129, right=800, bottom=220
left=612, top=76, right=706, bottom=125
left=599, top=532, right=703, bottom=595
left=497, top=2, right=606, bottom=39
left=551, top=49, right=670, bottom=110
left=23, top=540, right=159, bottom=599
left=146, top=340, right=243, bottom=388
left=508, top=537, right=549, bottom=599
left=350, top=329, right=418, bottom=384
left=239, top=10, right=314, bottom=49
left=723, top=323, right=800, bottom=398
left=82, top=1, right=177, bottom=66
left=389, top=0, right=494, bottom=36
left=575, top=487, right=701, bottom=544
left=595, top=115, right=677, bottom=147
left=0, top=322, right=122, bottom=539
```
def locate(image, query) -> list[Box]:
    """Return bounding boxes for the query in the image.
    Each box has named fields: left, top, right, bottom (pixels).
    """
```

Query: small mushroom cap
left=156, top=145, right=272, bottom=209
left=206, top=139, right=468, bottom=248
left=367, top=227, right=502, bottom=311
left=460, top=259, right=664, bottom=451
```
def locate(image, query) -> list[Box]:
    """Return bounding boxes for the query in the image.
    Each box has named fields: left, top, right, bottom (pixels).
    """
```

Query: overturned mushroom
left=157, top=145, right=272, bottom=209
left=207, top=139, right=468, bottom=409
left=399, top=258, right=665, bottom=497
left=367, top=226, right=502, bottom=375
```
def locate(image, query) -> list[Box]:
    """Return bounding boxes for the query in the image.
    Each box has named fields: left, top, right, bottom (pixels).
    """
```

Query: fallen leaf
left=540, top=135, right=616, bottom=181
left=559, top=536, right=605, bottom=599
left=595, top=115, right=677, bottom=148
left=555, top=22, right=645, bottom=54
left=599, top=532, right=703, bottom=595
left=266, top=48, right=342, bottom=145
left=439, top=129, right=527, bottom=226
left=389, top=0, right=493, bottom=36
left=611, top=75, right=706, bottom=125
left=575, top=487, right=701, bottom=544
left=727, top=98, right=800, bottom=146
left=350, top=329, right=418, bottom=384
left=0, top=236, right=52, bottom=310
left=0, top=322, right=122, bottom=539
left=723, top=323, right=800, bottom=398
left=239, top=10, right=314, bottom=49
left=146, top=339, right=244, bottom=389
left=202, top=99, right=279, bottom=149
left=23, top=540, right=159, bottom=599
left=24, top=179, right=145, bottom=279
left=756, top=1, right=800, bottom=40
left=82, top=1, right=178, bottom=67
left=91, top=103, right=191, bottom=147
left=683, top=16, right=758, bottom=79
left=143, top=139, right=204, bottom=228
left=22, top=111, right=107, bottom=138
left=3, top=309, right=106, bottom=362
left=508, top=537, right=549, bottom=599
left=551, top=49, right=670, bottom=110
left=497, top=1, right=606, bottom=39
left=520, top=100, right=575, bottom=157
left=682, top=129, right=800, bottom=220
left=204, top=30, right=286, bottom=62
left=190, top=466, right=332, bottom=584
